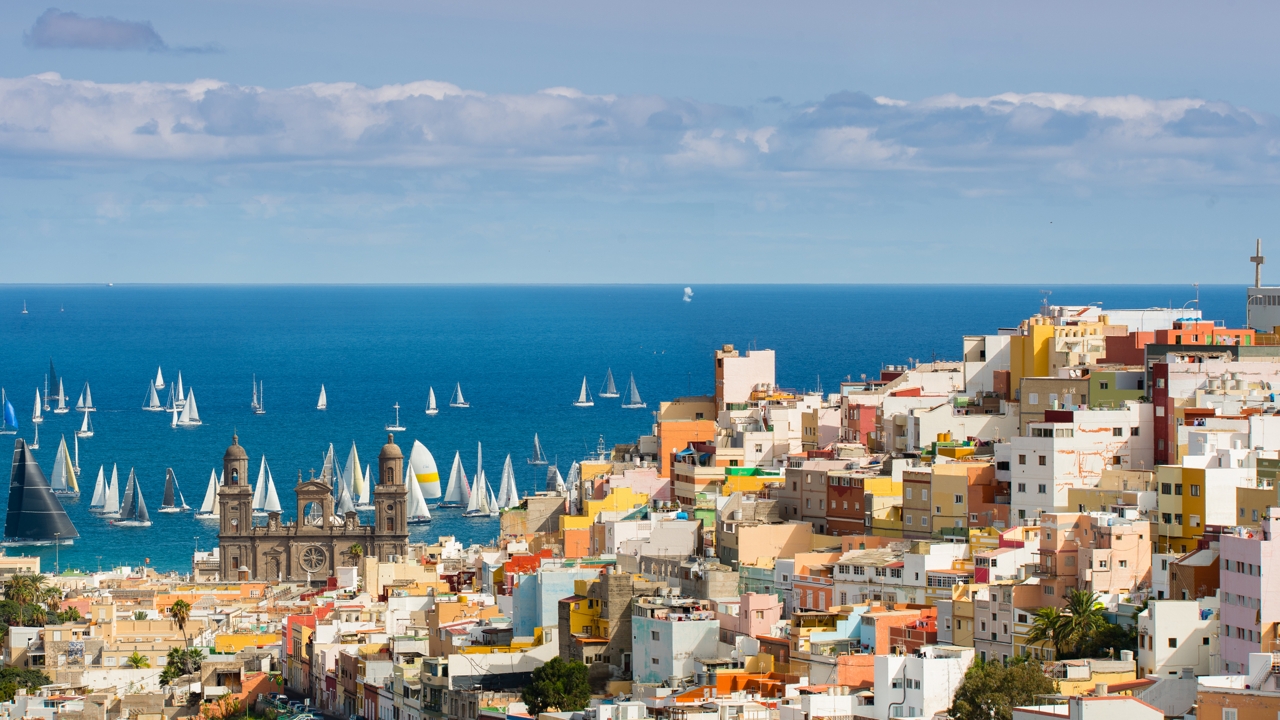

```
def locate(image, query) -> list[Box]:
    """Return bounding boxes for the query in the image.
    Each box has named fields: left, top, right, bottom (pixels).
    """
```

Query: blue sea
left=0, top=284, right=1248, bottom=574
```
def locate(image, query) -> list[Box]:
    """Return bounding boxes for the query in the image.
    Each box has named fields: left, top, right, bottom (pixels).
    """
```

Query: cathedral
left=216, top=433, right=409, bottom=583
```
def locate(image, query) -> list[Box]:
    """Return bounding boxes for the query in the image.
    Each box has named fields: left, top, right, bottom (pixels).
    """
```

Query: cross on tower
left=1252, top=238, right=1266, bottom=288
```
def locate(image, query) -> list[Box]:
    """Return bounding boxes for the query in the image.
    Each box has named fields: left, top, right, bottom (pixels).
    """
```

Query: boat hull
left=157, top=507, right=188, bottom=514
left=622, top=403, right=648, bottom=409
left=599, top=393, right=620, bottom=398
left=76, top=431, right=93, bottom=439
left=112, top=521, right=152, bottom=528
left=527, top=460, right=548, bottom=465
left=408, top=517, right=432, bottom=525
left=462, top=510, right=492, bottom=518
left=0, top=538, right=73, bottom=547
left=573, top=402, right=594, bottom=407
left=354, top=504, right=375, bottom=511
left=194, top=512, right=218, bottom=520
left=436, top=502, right=466, bottom=508
left=449, top=403, right=470, bottom=408
left=53, top=491, right=80, bottom=500
left=425, top=409, right=438, bottom=416
left=385, top=425, right=406, bottom=432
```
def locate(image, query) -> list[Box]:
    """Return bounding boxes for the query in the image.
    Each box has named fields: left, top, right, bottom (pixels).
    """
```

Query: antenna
left=1253, top=239, right=1266, bottom=288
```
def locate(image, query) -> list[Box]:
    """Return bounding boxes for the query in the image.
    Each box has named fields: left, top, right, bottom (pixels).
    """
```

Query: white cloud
left=0, top=74, right=1276, bottom=192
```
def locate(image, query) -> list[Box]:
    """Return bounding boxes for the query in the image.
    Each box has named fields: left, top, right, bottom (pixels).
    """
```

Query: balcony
left=1031, top=564, right=1054, bottom=578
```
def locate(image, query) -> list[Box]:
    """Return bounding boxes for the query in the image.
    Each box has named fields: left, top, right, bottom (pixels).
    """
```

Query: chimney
left=1120, top=650, right=1133, bottom=662
left=1094, top=682, right=1108, bottom=697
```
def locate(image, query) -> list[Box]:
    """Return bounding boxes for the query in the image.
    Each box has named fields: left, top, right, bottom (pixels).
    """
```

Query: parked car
left=287, top=702, right=306, bottom=714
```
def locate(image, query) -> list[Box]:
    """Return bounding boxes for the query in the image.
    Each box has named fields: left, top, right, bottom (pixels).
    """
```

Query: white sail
left=76, top=388, right=85, bottom=411
left=255, top=380, right=265, bottom=414
left=54, top=379, right=68, bottom=413
left=264, top=465, right=281, bottom=514
left=178, top=389, right=201, bottom=425
left=101, top=464, right=120, bottom=516
left=573, top=376, right=594, bottom=407
left=442, top=451, right=470, bottom=505
left=547, top=465, right=565, bottom=493
left=90, top=466, right=106, bottom=508
left=154, top=367, right=165, bottom=390
left=361, top=464, right=372, bottom=506
left=407, top=468, right=432, bottom=517
left=600, top=368, right=620, bottom=398
left=410, top=440, right=441, bottom=499
left=345, top=443, right=368, bottom=508
left=317, top=385, right=327, bottom=410
left=50, top=436, right=70, bottom=491
left=143, top=383, right=162, bottom=411
left=251, top=376, right=259, bottom=410
left=32, top=389, right=42, bottom=424
left=83, top=382, right=93, bottom=411
left=529, top=433, right=547, bottom=465
left=566, top=461, right=581, bottom=513
left=319, top=444, right=336, bottom=485
left=77, top=409, right=93, bottom=438
left=622, top=373, right=646, bottom=408
left=426, top=387, right=437, bottom=415
left=488, top=486, right=499, bottom=516
left=450, top=382, right=469, bottom=408
left=466, top=446, right=488, bottom=514
left=335, top=476, right=356, bottom=516
left=252, top=456, right=269, bottom=511
left=497, top=455, right=520, bottom=509
left=198, top=469, right=220, bottom=515
left=175, top=372, right=185, bottom=407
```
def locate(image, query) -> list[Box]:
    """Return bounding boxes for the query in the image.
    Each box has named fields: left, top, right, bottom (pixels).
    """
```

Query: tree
left=1026, top=606, right=1064, bottom=658
left=133, top=611, right=149, bottom=621
left=41, top=586, right=61, bottom=615
left=521, top=656, right=590, bottom=715
left=125, top=652, right=151, bottom=669
left=170, top=599, right=192, bottom=649
left=950, top=657, right=1056, bottom=720
left=348, top=544, right=364, bottom=563
left=161, top=647, right=204, bottom=685
left=1056, top=590, right=1108, bottom=658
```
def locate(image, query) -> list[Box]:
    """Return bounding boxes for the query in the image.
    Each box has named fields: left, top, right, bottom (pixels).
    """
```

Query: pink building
left=1218, top=510, right=1280, bottom=674
left=606, top=467, right=672, bottom=501
left=716, top=592, right=784, bottom=643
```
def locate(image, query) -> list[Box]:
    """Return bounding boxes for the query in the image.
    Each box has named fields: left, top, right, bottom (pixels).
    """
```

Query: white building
left=630, top=595, right=719, bottom=684
left=870, top=645, right=974, bottom=720
left=1137, top=598, right=1219, bottom=678
left=1012, top=696, right=1164, bottom=720
left=1010, top=404, right=1155, bottom=521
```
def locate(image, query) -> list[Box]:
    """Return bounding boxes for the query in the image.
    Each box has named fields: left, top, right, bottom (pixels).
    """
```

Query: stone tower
left=373, top=433, right=409, bottom=561
left=219, top=434, right=254, bottom=579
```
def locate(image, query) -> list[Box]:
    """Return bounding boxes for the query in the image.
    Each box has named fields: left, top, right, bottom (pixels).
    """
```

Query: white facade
left=1136, top=598, right=1219, bottom=678
left=1010, top=404, right=1155, bottom=521
left=1151, top=554, right=1176, bottom=600
left=870, top=645, right=974, bottom=720
left=963, top=334, right=1012, bottom=396
left=1012, top=696, right=1164, bottom=720
left=720, top=350, right=776, bottom=407
left=906, top=401, right=1019, bottom=452
left=631, top=610, right=720, bottom=685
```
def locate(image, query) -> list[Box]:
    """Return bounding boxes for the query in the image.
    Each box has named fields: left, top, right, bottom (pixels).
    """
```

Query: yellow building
left=1237, top=483, right=1278, bottom=527
left=1010, top=319, right=1056, bottom=392
left=1155, top=465, right=1206, bottom=553
left=869, top=502, right=903, bottom=538
left=215, top=632, right=281, bottom=654
left=583, top=487, right=649, bottom=518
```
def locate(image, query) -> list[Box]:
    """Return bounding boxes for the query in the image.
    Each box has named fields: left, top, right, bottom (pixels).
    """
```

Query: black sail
left=162, top=469, right=176, bottom=508
left=5, top=439, right=79, bottom=542
left=120, top=469, right=137, bottom=520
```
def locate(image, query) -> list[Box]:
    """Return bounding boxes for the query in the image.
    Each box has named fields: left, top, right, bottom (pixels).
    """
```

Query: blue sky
left=1, top=1, right=1279, bottom=283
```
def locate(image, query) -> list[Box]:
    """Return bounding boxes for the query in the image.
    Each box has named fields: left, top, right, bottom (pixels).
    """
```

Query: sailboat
left=154, top=367, right=165, bottom=390
left=174, top=373, right=186, bottom=410
left=158, top=468, right=190, bottom=513
left=195, top=469, right=220, bottom=519
left=251, top=375, right=260, bottom=413
left=319, top=444, right=337, bottom=486
left=175, top=389, right=201, bottom=427
left=345, top=443, right=372, bottom=510
left=251, top=457, right=281, bottom=516
left=405, top=460, right=432, bottom=524
left=76, top=410, right=93, bottom=439
left=93, top=465, right=121, bottom=517
left=317, top=385, right=328, bottom=411
left=30, top=423, right=39, bottom=450
left=599, top=368, right=620, bottom=398
left=385, top=403, right=406, bottom=432
left=573, top=377, right=594, bottom=407
left=0, top=390, right=15, bottom=436
left=527, top=433, right=548, bottom=466
left=164, top=383, right=176, bottom=412
left=449, top=383, right=469, bottom=408
left=47, top=361, right=61, bottom=412
left=254, top=380, right=265, bottom=415
left=31, top=390, right=42, bottom=425
left=3, top=439, right=80, bottom=545
left=21, top=301, right=27, bottom=315
left=546, top=465, right=566, bottom=493
left=53, top=379, right=69, bottom=414
left=334, top=473, right=356, bottom=516
left=439, top=452, right=470, bottom=508
left=76, top=382, right=96, bottom=412
left=112, top=469, right=152, bottom=527
left=88, top=466, right=106, bottom=512
left=464, top=444, right=495, bottom=518
left=49, top=435, right=79, bottom=499
left=73, top=435, right=80, bottom=475
left=410, top=440, right=441, bottom=499
left=622, top=373, right=647, bottom=409
left=425, top=388, right=438, bottom=416
left=143, top=382, right=163, bottom=411
left=496, top=455, right=520, bottom=510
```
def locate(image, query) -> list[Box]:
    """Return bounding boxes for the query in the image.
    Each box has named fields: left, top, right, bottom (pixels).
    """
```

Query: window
left=1038, top=456, right=1046, bottom=466
left=905, top=488, right=913, bottom=500
left=906, top=515, right=913, bottom=526
left=1131, top=427, right=1140, bottom=436
left=1029, top=393, right=1039, bottom=405
left=652, top=658, right=659, bottom=665
left=1043, top=585, right=1054, bottom=596
left=1113, top=427, right=1123, bottom=437
left=1112, top=455, right=1122, bottom=466
left=922, top=489, right=929, bottom=501
left=806, top=499, right=811, bottom=509
left=1156, top=406, right=1165, bottom=417
left=1017, top=483, right=1027, bottom=493
left=1255, top=509, right=1261, bottom=522
left=955, top=494, right=964, bottom=504
left=1191, top=484, right=1200, bottom=497
left=1119, top=560, right=1128, bottom=568
left=1019, top=455, right=1027, bottom=465
left=1175, top=484, right=1182, bottom=495
left=652, top=631, right=660, bottom=641
left=1162, top=483, right=1171, bottom=495
left=1038, top=484, right=1047, bottom=494
left=1100, top=381, right=1110, bottom=390
left=1175, top=514, right=1183, bottom=525
left=1098, top=560, right=1107, bottom=568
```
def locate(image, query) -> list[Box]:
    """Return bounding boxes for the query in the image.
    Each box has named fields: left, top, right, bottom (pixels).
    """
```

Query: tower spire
left=1253, top=238, right=1266, bottom=288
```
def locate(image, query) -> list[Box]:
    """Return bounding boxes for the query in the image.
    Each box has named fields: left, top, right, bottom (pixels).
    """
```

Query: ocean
left=0, top=284, right=1246, bottom=573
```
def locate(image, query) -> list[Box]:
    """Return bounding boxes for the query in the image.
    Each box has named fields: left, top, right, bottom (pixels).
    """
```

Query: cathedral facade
left=217, top=433, right=410, bottom=582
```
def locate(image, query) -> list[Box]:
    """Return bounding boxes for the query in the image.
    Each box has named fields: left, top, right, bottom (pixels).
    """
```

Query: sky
left=1, top=1, right=1279, bottom=284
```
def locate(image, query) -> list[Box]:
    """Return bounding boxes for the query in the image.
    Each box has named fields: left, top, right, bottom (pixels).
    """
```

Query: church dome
left=224, top=434, right=249, bottom=462
left=379, top=433, right=403, bottom=461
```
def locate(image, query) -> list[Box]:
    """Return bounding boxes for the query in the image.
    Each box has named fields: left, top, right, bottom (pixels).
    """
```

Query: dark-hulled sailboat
left=4, top=439, right=78, bottom=545
left=158, top=468, right=189, bottom=513
left=112, top=468, right=152, bottom=527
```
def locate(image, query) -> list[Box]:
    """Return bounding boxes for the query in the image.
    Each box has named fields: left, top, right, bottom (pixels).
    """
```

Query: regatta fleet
left=0, top=361, right=649, bottom=544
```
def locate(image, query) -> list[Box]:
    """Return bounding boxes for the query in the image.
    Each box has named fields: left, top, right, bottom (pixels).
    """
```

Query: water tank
left=676, top=512, right=688, bottom=520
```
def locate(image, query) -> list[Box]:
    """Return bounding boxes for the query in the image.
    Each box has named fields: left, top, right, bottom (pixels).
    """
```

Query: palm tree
left=124, top=652, right=150, bottom=669
left=348, top=543, right=364, bottom=564
left=170, top=599, right=192, bottom=653
left=1026, top=606, right=1064, bottom=658
left=1057, top=589, right=1108, bottom=657
left=5, top=574, right=46, bottom=606
left=42, top=586, right=61, bottom=615
left=133, top=610, right=148, bottom=621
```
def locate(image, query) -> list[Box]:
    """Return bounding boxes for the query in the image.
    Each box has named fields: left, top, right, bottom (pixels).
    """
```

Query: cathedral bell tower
left=372, top=433, right=409, bottom=561
left=219, top=434, right=255, bottom=579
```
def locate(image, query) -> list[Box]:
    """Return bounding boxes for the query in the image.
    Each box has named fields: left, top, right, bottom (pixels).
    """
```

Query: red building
left=827, top=472, right=867, bottom=536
